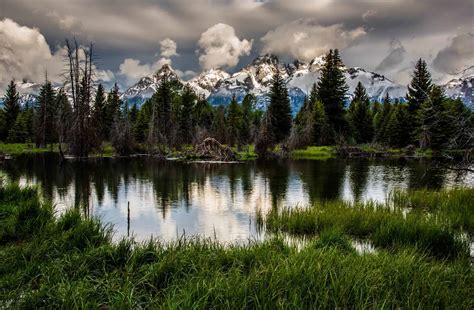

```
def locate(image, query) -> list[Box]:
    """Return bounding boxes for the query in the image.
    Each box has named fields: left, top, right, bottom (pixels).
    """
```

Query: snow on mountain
left=207, top=54, right=407, bottom=113
left=2, top=56, right=472, bottom=113
left=187, top=69, right=230, bottom=98
left=120, top=64, right=180, bottom=105
left=443, top=75, right=473, bottom=109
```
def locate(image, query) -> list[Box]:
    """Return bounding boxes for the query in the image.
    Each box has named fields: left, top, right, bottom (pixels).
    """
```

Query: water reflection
left=1, top=154, right=471, bottom=242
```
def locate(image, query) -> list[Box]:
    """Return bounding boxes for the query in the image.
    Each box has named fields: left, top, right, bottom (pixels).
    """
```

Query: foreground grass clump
left=389, top=188, right=474, bottom=234
left=263, top=190, right=472, bottom=259
left=1, top=185, right=473, bottom=308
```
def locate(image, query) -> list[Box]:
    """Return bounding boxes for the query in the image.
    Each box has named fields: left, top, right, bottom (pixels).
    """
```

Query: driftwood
left=195, top=138, right=236, bottom=161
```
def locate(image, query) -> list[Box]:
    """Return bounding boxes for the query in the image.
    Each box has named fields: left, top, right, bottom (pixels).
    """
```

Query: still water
left=1, top=154, right=472, bottom=242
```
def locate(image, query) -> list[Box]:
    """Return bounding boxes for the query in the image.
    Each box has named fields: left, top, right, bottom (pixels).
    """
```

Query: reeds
left=1, top=185, right=473, bottom=308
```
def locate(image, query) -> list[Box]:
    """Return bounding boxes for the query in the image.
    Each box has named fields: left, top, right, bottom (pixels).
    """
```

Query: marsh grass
left=1, top=185, right=473, bottom=308
left=263, top=189, right=473, bottom=259
left=290, top=146, right=335, bottom=160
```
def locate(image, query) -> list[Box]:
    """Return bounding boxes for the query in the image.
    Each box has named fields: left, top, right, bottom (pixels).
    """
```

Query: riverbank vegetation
left=1, top=46, right=472, bottom=163
left=1, top=184, right=472, bottom=308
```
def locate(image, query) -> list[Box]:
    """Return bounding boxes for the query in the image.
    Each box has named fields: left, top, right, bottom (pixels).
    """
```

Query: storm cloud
left=375, top=40, right=407, bottom=72
left=0, top=0, right=472, bottom=88
left=432, top=34, right=474, bottom=74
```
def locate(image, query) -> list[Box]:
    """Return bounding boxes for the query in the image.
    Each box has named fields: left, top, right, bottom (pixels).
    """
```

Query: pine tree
left=309, top=83, right=318, bottom=105
left=7, top=109, right=30, bottom=143
left=3, top=80, right=20, bottom=141
left=348, top=82, right=373, bottom=143
left=374, top=93, right=392, bottom=144
left=241, top=94, right=256, bottom=145
left=291, top=96, right=313, bottom=148
left=111, top=100, right=134, bottom=155
left=56, top=89, right=72, bottom=148
left=407, top=59, right=433, bottom=113
left=317, top=49, right=349, bottom=140
left=406, top=58, right=433, bottom=143
left=35, top=79, right=57, bottom=147
left=386, top=104, right=411, bottom=147
left=226, top=95, right=243, bottom=147
left=92, top=83, right=107, bottom=143
left=313, top=100, right=330, bottom=145
left=157, top=78, right=172, bottom=143
left=133, top=100, right=152, bottom=143
left=212, top=105, right=227, bottom=143
left=267, top=70, right=292, bottom=143
left=178, top=85, right=195, bottom=145
left=417, top=85, right=451, bottom=150
left=105, top=84, right=121, bottom=140
left=255, top=111, right=275, bottom=159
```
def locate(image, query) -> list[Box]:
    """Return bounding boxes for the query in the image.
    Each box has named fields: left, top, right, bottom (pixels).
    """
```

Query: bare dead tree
left=65, top=39, right=95, bottom=158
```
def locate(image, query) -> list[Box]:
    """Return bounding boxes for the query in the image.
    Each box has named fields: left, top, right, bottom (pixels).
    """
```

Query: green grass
left=0, top=143, right=60, bottom=155
left=262, top=188, right=474, bottom=260
left=1, top=185, right=473, bottom=308
left=290, top=146, right=335, bottom=160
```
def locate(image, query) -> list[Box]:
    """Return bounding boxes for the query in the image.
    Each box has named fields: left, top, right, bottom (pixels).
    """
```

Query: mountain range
left=3, top=54, right=473, bottom=113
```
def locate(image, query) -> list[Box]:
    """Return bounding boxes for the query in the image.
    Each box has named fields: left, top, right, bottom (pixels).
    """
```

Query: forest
left=0, top=47, right=472, bottom=164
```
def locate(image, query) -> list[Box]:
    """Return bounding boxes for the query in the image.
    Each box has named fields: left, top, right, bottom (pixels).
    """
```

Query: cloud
left=176, top=69, right=197, bottom=80
left=160, top=38, right=178, bottom=58
left=362, top=9, right=378, bottom=22
left=261, top=18, right=366, bottom=62
left=197, top=23, right=253, bottom=70
left=46, top=12, right=83, bottom=35
left=431, top=33, right=474, bottom=74
left=119, top=38, right=179, bottom=82
left=119, top=57, right=171, bottom=81
left=0, top=18, right=115, bottom=90
left=0, top=18, right=53, bottom=88
left=375, top=39, right=406, bottom=72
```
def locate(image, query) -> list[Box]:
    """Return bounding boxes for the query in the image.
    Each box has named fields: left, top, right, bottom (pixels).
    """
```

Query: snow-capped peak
left=187, top=68, right=230, bottom=97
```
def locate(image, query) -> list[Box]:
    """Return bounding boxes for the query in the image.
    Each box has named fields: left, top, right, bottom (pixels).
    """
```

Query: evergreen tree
left=92, top=83, right=107, bottom=143
left=386, top=104, right=411, bottom=147
left=255, top=111, right=275, bottom=159
left=267, top=70, right=292, bottom=143
left=348, top=82, right=373, bottom=143
left=290, top=96, right=313, bottom=148
left=35, top=79, right=57, bottom=147
left=317, top=49, right=349, bottom=140
left=417, top=85, right=451, bottom=150
left=406, top=58, right=433, bottom=143
left=309, top=83, right=318, bottom=105
left=56, top=89, right=72, bottom=148
left=312, top=100, right=330, bottom=145
left=157, top=78, right=173, bottom=143
left=7, top=109, right=30, bottom=143
left=227, top=95, right=243, bottom=147
left=111, top=100, right=134, bottom=155
left=194, top=97, right=214, bottom=131
left=374, top=93, right=392, bottom=145
left=3, top=80, right=20, bottom=141
left=0, top=109, right=6, bottom=141
left=178, top=86, right=195, bottom=144
left=241, top=94, right=256, bottom=145
left=105, top=84, right=121, bottom=140
left=407, top=59, right=433, bottom=113
left=133, top=100, right=152, bottom=143
left=212, top=105, right=227, bottom=143
left=129, top=104, right=139, bottom=125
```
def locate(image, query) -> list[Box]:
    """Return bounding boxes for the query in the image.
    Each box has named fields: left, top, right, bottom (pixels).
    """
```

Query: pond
left=1, top=154, right=472, bottom=242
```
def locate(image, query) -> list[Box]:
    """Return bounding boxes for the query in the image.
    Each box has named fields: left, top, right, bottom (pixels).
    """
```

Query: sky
left=0, top=0, right=473, bottom=90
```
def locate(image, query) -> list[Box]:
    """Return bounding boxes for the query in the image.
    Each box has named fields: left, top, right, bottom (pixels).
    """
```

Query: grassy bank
left=1, top=185, right=473, bottom=308
left=0, top=143, right=60, bottom=155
